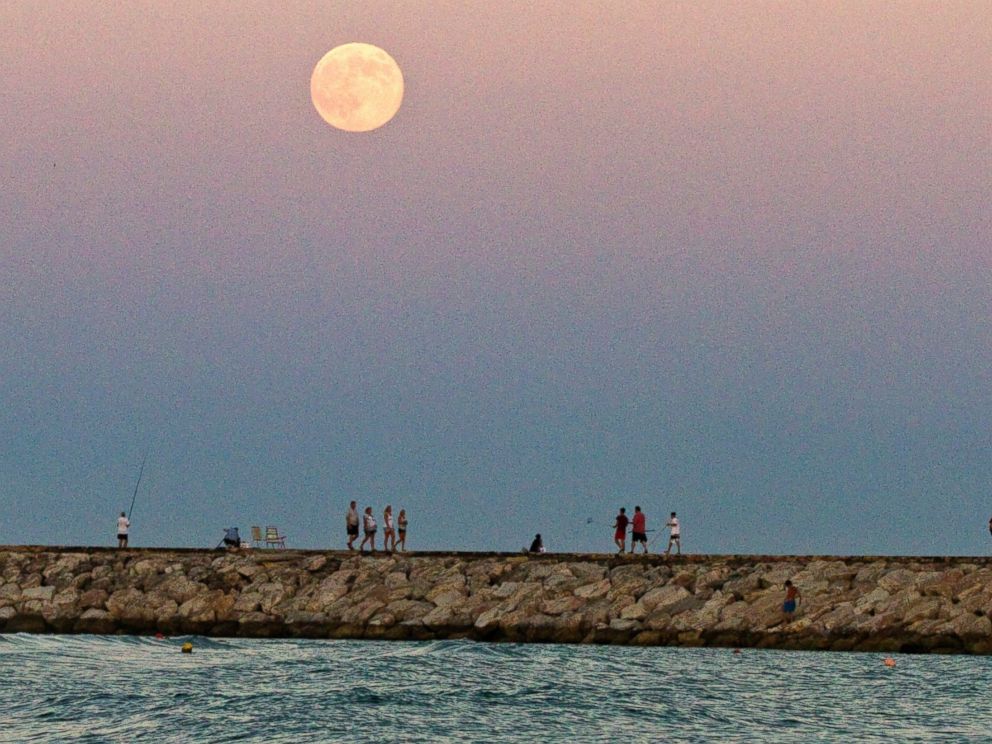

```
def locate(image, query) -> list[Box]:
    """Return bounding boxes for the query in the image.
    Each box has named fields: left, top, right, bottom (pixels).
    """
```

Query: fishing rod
left=127, top=453, right=148, bottom=520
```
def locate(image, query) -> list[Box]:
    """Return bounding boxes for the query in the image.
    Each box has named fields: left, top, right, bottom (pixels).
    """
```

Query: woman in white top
left=360, top=507, right=377, bottom=552
left=383, top=505, right=396, bottom=552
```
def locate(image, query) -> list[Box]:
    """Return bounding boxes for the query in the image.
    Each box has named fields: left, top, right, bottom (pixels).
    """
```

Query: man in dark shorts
left=631, top=505, right=648, bottom=553
left=346, top=501, right=359, bottom=550
left=613, top=508, right=629, bottom=553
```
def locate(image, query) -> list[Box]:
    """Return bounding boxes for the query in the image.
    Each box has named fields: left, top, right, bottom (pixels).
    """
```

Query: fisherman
left=613, top=508, right=629, bottom=554
left=631, top=506, right=648, bottom=554
left=360, top=507, right=377, bottom=553
left=116, top=511, right=130, bottom=548
left=664, top=511, right=680, bottom=556
left=346, top=500, right=360, bottom=550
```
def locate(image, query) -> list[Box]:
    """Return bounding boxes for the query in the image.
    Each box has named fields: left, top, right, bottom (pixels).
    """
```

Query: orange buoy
left=883, top=657, right=896, bottom=667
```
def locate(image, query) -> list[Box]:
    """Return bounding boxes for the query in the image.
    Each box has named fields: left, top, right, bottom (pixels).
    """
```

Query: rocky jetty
left=1, top=546, right=990, bottom=653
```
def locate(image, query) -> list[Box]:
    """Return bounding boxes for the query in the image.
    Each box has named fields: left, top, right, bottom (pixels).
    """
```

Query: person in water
left=631, top=506, right=648, bottom=554
left=529, top=534, right=544, bottom=553
left=116, top=512, right=130, bottom=548
left=783, top=580, right=801, bottom=619
left=396, top=509, right=408, bottom=551
left=346, top=500, right=360, bottom=551
left=360, top=507, right=377, bottom=552
left=614, top=508, right=629, bottom=553
left=664, top=512, right=681, bottom=556
left=383, top=505, right=396, bottom=552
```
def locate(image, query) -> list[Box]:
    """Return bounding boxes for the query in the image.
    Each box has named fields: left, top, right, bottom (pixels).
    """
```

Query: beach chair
left=250, top=526, right=264, bottom=547
left=265, top=526, right=286, bottom=548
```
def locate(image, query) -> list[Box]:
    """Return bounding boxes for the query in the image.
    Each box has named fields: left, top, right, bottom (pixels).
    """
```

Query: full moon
left=310, top=43, right=404, bottom=132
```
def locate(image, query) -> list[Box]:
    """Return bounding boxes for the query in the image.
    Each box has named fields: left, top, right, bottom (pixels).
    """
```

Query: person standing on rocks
left=360, top=506, right=377, bottom=552
left=383, top=505, right=396, bottom=552
left=664, top=512, right=680, bottom=556
left=346, top=501, right=360, bottom=550
left=613, top=508, right=629, bottom=553
left=783, top=580, right=801, bottom=619
left=397, top=509, right=408, bottom=551
left=529, top=534, right=544, bottom=553
left=116, top=511, right=130, bottom=548
left=631, top=506, right=648, bottom=554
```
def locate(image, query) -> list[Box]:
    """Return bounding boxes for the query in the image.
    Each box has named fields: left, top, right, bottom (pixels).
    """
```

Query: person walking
left=116, top=511, right=130, bottom=548
left=360, top=507, right=377, bottom=552
left=383, top=505, right=396, bottom=552
left=631, top=506, right=648, bottom=554
left=782, top=580, right=801, bottom=619
left=346, top=501, right=360, bottom=550
left=664, top=512, right=681, bottom=556
left=613, top=508, right=629, bottom=553
left=397, top=509, right=408, bottom=551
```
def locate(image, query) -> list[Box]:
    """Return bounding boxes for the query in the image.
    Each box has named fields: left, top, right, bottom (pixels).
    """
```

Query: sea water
left=1, top=635, right=990, bottom=742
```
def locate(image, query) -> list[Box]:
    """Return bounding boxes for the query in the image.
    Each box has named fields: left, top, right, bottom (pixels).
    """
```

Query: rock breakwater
left=1, top=547, right=990, bottom=653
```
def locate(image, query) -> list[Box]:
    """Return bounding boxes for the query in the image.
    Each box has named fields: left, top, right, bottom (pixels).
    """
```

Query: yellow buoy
left=181, top=642, right=193, bottom=654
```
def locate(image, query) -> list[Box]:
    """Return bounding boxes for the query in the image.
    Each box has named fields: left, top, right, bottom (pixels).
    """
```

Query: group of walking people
left=346, top=501, right=408, bottom=552
left=613, top=507, right=681, bottom=555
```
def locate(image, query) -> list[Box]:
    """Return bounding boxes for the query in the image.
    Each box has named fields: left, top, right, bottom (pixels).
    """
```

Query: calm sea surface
left=1, top=634, right=990, bottom=742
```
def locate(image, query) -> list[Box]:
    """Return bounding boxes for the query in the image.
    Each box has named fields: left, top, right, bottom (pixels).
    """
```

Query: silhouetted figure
left=529, top=534, right=544, bottom=553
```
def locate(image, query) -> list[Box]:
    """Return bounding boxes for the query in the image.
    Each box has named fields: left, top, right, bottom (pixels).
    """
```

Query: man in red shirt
left=631, top=505, right=648, bottom=553
left=613, top=508, right=629, bottom=553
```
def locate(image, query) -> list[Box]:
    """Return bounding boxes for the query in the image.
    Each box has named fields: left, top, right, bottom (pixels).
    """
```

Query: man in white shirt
left=664, top=512, right=680, bottom=557
left=346, top=501, right=360, bottom=550
left=117, top=512, right=130, bottom=548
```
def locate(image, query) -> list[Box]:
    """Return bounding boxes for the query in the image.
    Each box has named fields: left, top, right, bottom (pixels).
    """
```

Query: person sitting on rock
left=360, top=507, right=377, bottom=553
left=529, top=534, right=544, bottom=553
left=783, top=580, right=801, bottom=619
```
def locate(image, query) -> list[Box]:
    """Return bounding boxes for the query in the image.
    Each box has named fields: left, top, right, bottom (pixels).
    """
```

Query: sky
left=1, top=1, right=990, bottom=555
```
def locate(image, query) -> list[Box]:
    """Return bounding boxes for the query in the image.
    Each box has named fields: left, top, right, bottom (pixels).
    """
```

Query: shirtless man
left=346, top=501, right=360, bottom=550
